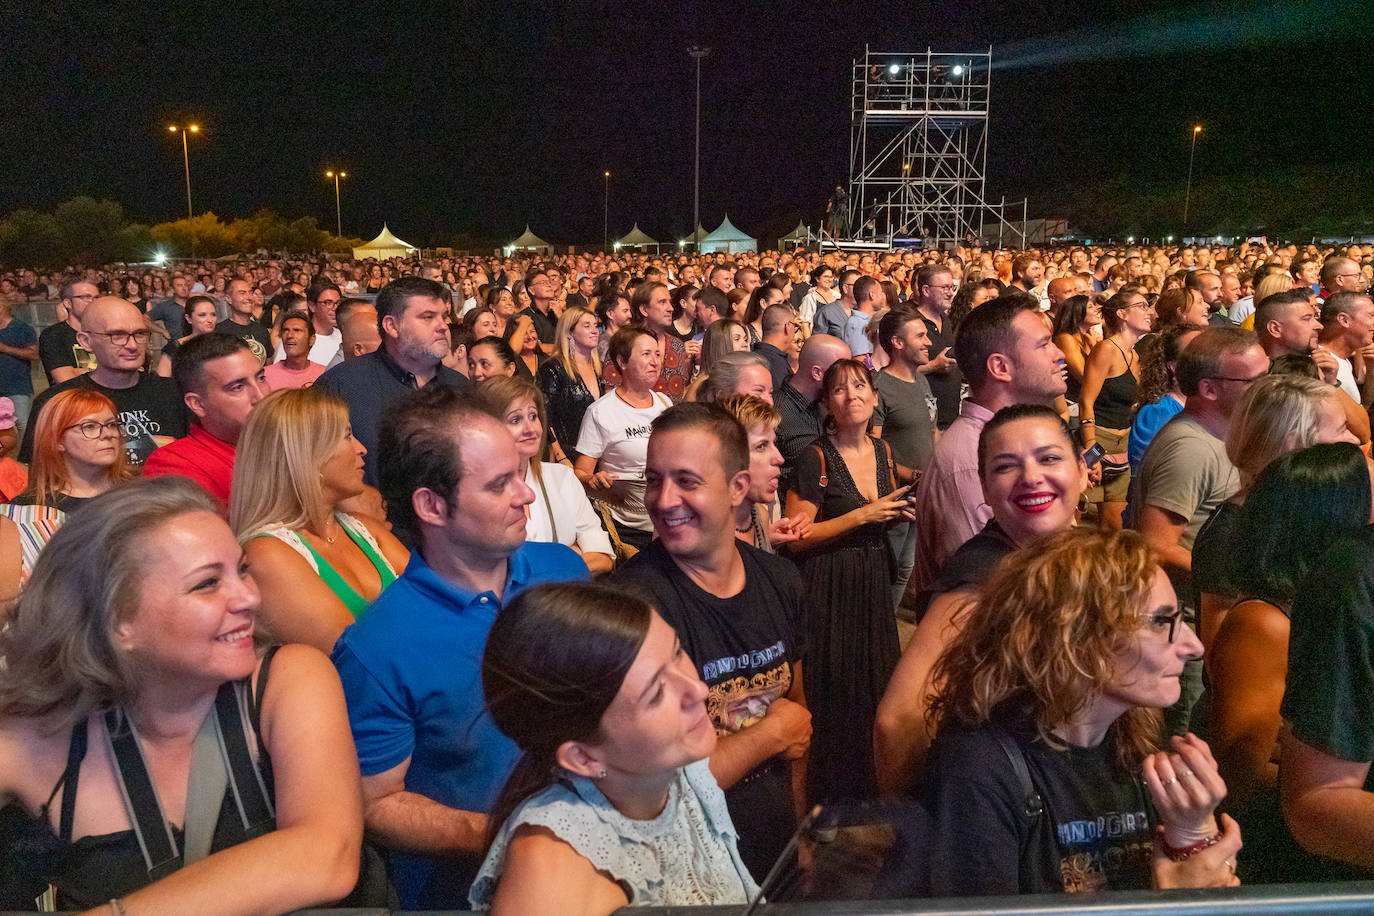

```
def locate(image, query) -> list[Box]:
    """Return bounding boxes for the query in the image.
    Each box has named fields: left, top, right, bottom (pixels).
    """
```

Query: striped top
left=0, top=503, right=66, bottom=584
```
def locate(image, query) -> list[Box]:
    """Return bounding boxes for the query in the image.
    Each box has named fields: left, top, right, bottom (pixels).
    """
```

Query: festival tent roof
left=779, top=219, right=813, bottom=245
left=506, top=225, right=553, bottom=254
left=684, top=223, right=709, bottom=245
left=614, top=223, right=660, bottom=249
left=701, top=215, right=758, bottom=254
left=352, top=224, right=418, bottom=260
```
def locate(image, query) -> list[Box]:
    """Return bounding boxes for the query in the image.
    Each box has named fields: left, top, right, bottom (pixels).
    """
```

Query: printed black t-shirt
left=613, top=538, right=806, bottom=878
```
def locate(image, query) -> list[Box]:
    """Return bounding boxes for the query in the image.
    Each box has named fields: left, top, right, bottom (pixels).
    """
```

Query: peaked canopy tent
left=681, top=223, right=709, bottom=250
left=700, top=215, right=758, bottom=254
left=352, top=224, right=418, bottom=260
left=778, top=219, right=816, bottom=249
left=505, top=225, right=554, bottom=255
left=614, top=224, right=661, bottom=251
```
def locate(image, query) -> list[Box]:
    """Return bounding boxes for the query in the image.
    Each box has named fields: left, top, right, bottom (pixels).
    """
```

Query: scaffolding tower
left=846, top=46, right=1025, bottom=249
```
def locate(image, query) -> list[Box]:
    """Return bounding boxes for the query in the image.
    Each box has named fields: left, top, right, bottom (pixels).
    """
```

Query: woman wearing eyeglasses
left=0, top=389, right=133, bottom=598
left=921, top=527, right=1241, bottom=896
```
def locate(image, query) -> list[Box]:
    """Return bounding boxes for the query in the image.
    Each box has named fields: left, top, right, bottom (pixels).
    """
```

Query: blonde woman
left=536, top=305, right=602, bottom=462
left=230, top=388, right=409, bottom=654
left=1192, top=372, right=1359, bottom=649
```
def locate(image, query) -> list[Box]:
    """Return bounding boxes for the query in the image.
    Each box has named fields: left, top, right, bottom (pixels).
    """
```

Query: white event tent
left=701, top=215, right=758, bottom=254
left=352, top=224, right=418, bottom=260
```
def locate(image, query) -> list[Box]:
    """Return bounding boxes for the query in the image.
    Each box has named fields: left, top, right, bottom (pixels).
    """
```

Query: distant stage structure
left=840, top=46, right=1028, bottom=251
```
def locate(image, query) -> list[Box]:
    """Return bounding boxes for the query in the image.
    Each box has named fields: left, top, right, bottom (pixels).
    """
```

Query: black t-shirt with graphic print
left=613, top=538, right=806, bottom=880
left=18, top=373, right=188, bottom=467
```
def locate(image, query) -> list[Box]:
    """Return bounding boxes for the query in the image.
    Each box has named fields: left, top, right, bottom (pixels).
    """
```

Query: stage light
left=154, top=250, right=167, bottom=265
left=951, top=65, right=964, bottom=77
left=888, top=64, right=900, bottom=75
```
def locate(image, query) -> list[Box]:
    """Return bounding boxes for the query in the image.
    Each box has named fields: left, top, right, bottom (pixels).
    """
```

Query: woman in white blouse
left=478, top=375, right=614, bottom=573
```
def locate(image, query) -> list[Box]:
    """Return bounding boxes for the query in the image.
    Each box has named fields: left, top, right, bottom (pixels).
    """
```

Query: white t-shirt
left=575, top=389, right=671, bottom=532
left=1229, top=295, right=1256, bottom=326
left=525, top=462, right=613, bottom=556
left=1336, top=355, right=1361, bottom=404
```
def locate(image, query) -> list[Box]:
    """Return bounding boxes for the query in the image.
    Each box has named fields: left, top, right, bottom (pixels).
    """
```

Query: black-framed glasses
left=66, top=420, right=123, bottom=440
left=90, top=329, right=152, bottom=346
left=1148, top=609, right=1182, bottom=643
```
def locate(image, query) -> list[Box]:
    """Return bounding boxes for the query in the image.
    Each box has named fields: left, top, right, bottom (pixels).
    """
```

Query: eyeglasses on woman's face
left=66, top=419, right=124, bottom=440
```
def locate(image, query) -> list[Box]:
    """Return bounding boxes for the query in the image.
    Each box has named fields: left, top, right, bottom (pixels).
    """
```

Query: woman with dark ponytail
left=468, top=582, right=759, bottom=913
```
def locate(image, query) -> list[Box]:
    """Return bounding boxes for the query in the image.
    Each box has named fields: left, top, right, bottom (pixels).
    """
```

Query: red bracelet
left=1157, top=831, right=1221, bottom=861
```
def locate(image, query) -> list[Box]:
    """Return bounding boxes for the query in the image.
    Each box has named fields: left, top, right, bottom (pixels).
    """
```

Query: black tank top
left=1094, top=340, right=1140, bottom=429
left=9, top=655, right=276, bottom=910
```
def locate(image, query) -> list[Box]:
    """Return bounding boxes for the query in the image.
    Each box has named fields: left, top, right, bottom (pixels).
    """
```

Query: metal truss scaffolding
left=847, top=46, right=1025, bottom=249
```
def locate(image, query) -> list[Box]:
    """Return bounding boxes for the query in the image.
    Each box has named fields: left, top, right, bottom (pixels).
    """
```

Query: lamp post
left=688, top=45, right=711, bottom=251
left=167, top=123, right=200, bottom=220
left=603, top=171, right=610, bottom=253
left=1183, top=125, right=1201, bottom=232
left=326, top=170, right=347, bottom=236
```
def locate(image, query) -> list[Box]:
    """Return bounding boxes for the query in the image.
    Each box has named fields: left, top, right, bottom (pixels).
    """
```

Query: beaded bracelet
left=1158, top=832, right=1221, bottom=861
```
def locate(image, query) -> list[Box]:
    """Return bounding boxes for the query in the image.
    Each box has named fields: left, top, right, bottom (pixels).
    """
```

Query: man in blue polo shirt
left=331, top=385, right=587, bottom=909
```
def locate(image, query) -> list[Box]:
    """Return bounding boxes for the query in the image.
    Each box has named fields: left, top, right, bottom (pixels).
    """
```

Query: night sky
left=5, top=0, right=1370, bottom=246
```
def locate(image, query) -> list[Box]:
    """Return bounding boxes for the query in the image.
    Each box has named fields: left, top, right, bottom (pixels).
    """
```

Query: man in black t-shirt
left=613, top=403, right=811, bottom=880
left=214, top=278, right=272, bottom=365
left=913, top=264, right=963, bottom=428
left=38, top=281, right=98, bottom=385
left=20, top=298, right=187, bottom=467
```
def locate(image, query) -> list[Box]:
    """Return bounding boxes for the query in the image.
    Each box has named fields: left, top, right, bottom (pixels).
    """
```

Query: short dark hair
left=878, top=306, right=922, bottom=357
left=649, top=402, right=748, bottom=478
left=306, top=279, right=341, bottom=304
left=184, top=294, right=217, bottom=317
left=953, top=293, right=1040, bottom=390
left=377, top=385, right=499, bottom=549
left=375, top=276, right=447, bottom=337
left=170, top=332, right=253, bottom=397
left=471, top=335, right=516, bottom=368
left=852, top=275, right=881, bottom=305
left=607, top=325, right=658, bottom=369
left=916, top=264, right=952, bottom=290
left=977, top=404, right=1076, bottom=476
left=1321, top=290, right=1372, bottom=325
left=1254, top=289, right=1311, bottom=332
left=1176, top=326, right=1259, bottom=397
left=696, top=286, right=728, bottom=321
left=276, top=308, right=315, bottom=337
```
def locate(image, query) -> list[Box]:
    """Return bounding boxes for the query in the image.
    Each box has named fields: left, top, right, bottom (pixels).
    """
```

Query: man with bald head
left=1045, top=275, right=1089, bottom=325
left=774, top=333, right=850, bottom=495
left=329, top=300, right=382, bottom=367
left=39, top=280, right=99, bottom=384
left=21, top=297, right=187, bottom=467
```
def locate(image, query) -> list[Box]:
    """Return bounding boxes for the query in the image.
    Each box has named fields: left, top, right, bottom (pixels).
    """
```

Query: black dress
left=793, top=435, right=901, bottom=803
left=536, top=359, right=598, bottom=462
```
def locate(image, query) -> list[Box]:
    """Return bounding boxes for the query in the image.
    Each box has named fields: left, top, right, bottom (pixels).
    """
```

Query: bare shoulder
left=493, top=824, right=629, bottom=916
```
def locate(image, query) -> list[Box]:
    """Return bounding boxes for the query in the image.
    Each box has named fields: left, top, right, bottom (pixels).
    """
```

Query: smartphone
left=1082, top=443, right=1105, bottom=467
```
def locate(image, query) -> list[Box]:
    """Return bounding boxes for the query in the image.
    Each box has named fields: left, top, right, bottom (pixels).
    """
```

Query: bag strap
left=988, top=724, right=1043, bottom=820
left=54, top=717, right=89, bottom=843
left=535, top=472, right=559, bottom=544
left=103, top=709, right=182, bottom=881
left=214, top=680, right=275, bottom=838
left=878, top=437, right=897, bottom=491
left=813, top=442, right=828, bottom=488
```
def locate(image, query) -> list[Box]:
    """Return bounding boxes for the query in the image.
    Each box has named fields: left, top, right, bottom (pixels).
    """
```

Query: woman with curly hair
left=921, top=527, right=1240, bottom=896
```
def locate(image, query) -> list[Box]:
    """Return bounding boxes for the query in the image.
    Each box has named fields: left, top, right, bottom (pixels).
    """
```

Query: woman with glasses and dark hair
left=921, top=527, right=1240, bottom=896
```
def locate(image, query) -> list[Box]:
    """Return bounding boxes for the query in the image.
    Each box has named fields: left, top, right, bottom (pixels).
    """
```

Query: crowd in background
left=0, top=235, right=1372, bottom=913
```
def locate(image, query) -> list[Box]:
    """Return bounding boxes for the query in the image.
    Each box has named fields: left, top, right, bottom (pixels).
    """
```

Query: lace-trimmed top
left=469, top=758, right=759, bottom=909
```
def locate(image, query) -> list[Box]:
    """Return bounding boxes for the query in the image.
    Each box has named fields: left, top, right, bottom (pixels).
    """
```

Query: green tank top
left=255, top=514, right=397, bottom=618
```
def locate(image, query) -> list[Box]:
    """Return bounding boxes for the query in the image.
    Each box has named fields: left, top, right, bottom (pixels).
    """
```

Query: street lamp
left=688, top=45, right=711, bottom=250
left=167, top=123, right=200, bottom=220
left=326, top=169, right=347, bottom=236
left=603, top=171, right=611, bottom=253
left=1183, top=125, right=1202, bottom=231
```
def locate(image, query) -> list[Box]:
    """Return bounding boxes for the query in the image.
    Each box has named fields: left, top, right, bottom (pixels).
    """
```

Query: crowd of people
left=0, top=235, right=1372, bottom=913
